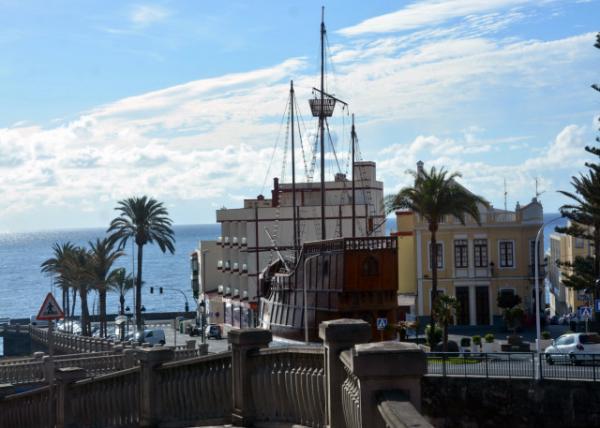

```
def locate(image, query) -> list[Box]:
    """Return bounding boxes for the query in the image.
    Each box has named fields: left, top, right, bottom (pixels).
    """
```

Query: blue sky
left=0, top=0, right=599, bottom=232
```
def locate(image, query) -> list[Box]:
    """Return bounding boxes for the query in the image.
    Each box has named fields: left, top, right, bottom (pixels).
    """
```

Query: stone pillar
left=319, top=319, right=371, bottom=428
left=33, top=351, right=45, bottom=360
left=198, top=343, right=209, bottom=355
left=340, top=342, right=427, bottom=427
left=122, top=348, right=137, bottom=368
left=229, top=328, right=272, bottom=426
left=42, top=355, right=56, bottom=384
left=185, top=339, right=196, bottom=350
left=55, top=367, right=87, bottom=428
left=137, top=347, right=175, bottom=427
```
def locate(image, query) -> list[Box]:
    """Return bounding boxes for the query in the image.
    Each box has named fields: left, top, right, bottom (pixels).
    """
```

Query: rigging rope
left=261, top=98, right=290, bottom=194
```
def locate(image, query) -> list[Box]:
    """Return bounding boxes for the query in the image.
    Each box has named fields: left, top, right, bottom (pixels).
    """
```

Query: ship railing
left=303, top=236, right=397, bottom=255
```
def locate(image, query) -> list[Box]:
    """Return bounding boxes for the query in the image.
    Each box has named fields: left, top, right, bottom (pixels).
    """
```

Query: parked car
left=544, top=333, right=600, bottom=365
left=205, top=324, right=222, bottom=340
left=133, top=329, right=166, bottom=346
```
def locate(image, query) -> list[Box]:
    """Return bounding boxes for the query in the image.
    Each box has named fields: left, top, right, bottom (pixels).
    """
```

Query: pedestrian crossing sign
left=36, top=292, right=64, bottom=321
left=377, top=317, right=388, bottom=331
left=579, top=306, right=592, bottom=320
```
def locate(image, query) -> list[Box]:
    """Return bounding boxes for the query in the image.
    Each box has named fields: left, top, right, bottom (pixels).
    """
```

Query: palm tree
left=41, top=242, right=76, bottom=320
left=64, top=246, right=94, bottom=336
left=432, top=294, right=460, bottom=352
left=88, top=238, right=124, bottom=337
left=107, top=196, right=175, bottom=331
left=385, top=164, right=487, bottom=328
left=109, top=268, right=135, bottom=315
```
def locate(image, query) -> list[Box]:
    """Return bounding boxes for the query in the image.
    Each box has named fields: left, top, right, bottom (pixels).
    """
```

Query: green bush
left=460, top=337, right=471, bottom=347
left=425, top=324, right=442, bottom=346
left=484, top=333, right=495, bottom=343
left=472, top=335, right=481, bottom=346
left=542, top=331, right=551, bottom=340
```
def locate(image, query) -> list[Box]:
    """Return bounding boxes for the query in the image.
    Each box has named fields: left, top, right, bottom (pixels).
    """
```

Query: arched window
left=362, top=256, right=379, bottom=276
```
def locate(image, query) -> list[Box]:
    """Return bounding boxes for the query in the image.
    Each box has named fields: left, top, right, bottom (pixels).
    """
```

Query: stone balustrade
left=1, top=320, right=430, bottom=428
left=29, top=325, right=114, bottom=354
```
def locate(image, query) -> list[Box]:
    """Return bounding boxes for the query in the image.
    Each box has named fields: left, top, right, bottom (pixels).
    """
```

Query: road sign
left=36, top=292, right=64, bottom=321
left=376, top=318, right=388, bottom=331
left=579, top=306, right=592, bottom=320
left=595, top=299, right=600, bottom=312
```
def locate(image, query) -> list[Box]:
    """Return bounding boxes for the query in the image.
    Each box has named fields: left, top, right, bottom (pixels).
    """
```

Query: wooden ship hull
left=259, top=236, right=398, bottom=342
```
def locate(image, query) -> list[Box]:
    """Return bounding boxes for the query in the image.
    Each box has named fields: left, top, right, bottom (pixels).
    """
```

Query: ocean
left=0, top=224, right=221, bottom=321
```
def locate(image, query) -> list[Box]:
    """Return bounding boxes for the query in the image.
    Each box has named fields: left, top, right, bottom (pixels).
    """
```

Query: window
left=575, top=238, right=584, bottom=249
left=499, top=241, right=514, bottom=268
left=362, top=256, right=379, bottom=276
left=454, top=240, right=468, bottom=268
left=474, top=239, right=488, bottom=267
left=529, top=240, right=542, bottom=266
left=429, top=243, right=443, bottom=270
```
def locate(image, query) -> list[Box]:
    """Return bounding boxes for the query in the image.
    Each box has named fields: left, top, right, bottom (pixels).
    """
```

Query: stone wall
left=422, top=376, right=600, bottom=428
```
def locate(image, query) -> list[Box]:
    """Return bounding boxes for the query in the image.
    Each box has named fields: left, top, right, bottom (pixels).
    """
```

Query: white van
left=30, top=315, right=49, bottom=327
left=134, top=329, right=166, bottom=346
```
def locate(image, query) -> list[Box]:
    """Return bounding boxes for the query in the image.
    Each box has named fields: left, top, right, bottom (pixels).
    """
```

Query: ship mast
left=319, top=6, right=326, bottom=240
left=290, top=80, right=298, bottom=261
left=351, top=114, right=356, bottom=238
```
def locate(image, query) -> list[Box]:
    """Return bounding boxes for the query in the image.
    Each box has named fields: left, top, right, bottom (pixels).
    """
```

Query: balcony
left=225, top=261, right=231, bottom=270
left=242, top=263, right=248, bottom=273
left=217, top=284, right=224, bottom=294
left=232, top=237, right=239, bottom=245
left=225, top=286, right=231, bottom=296
left=242, top=290, right=248, bottom=300
left=217, top=260, right=223, bottom=270
left=217, top=236, right=223, bottom=245
left=241, top=237, right=247, bottom=246
left=224, top=236, right=230, bottom=245
left=234, top=288, right=240, bottom=297
left=233, top=262, right=239, bottom=272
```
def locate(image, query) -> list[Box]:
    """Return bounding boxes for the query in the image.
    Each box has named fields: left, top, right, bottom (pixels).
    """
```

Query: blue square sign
left=595, top=299, right=600, bottom=312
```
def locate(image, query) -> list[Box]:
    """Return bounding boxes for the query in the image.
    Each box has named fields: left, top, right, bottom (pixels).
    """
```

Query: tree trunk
left=80, top=286, right=90, bottom=336
left=136, top=244, right=144, bottom=332
left=120, top=294, right=125, bottom=315
left=430, top=226, right=439, bottom=330
left=71, top=288, right=77, bottom=331
left=99, top=288, right=107, bottom=338
left=65, top=288, right=70, bottom=319
left=443, top=322, right=448, bottom=352
left=594, top=226, right=600, bottom=323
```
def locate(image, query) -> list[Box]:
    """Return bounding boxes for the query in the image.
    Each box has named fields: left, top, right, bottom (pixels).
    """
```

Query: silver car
left=544, top=333, right=600, bottom=365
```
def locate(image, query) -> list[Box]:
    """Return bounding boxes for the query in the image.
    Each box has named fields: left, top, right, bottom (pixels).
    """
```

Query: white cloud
left=130, top=5, right=170, bottom=27
left=338, top=0, right=535, bottom=36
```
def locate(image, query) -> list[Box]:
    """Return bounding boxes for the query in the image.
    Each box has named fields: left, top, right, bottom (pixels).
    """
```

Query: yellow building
left=395, top=179, right=544, bottom=326
left=549, top=224, right=595, bottom=314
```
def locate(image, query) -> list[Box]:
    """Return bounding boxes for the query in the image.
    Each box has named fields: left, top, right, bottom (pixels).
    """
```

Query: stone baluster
left=55, top=367, right=87, bottom=428
left=319, top=319, right=371, bottom=428
left=185, top=339, right=195, bottom=350
left=339, top=342, right=427, bottom=427
left=229, top=328, right=272, bottom=426
left=137, top=347, right=174, bottom=427
left=42, top=355, right=55, bottom=385
left=123, top=349, right=137, bottom=369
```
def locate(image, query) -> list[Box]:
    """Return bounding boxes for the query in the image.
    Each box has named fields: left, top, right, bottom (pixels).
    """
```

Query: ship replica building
left=191, top=10, right=399, bottom=340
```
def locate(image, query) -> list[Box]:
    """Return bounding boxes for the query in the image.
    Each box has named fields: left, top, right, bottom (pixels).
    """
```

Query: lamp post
left=535, top=216, right=562, bottom=379
left=303, top=255, right=319, bottom=344
left=199, top=300, right=207, bottom=344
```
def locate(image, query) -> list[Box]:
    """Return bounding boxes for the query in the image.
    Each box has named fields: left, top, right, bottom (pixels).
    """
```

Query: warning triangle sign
left=36, top=292, right=65, bottom=321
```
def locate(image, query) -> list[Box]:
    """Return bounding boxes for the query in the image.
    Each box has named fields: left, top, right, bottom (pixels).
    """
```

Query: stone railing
left=30, top=325, right=114, bottom=354
left=156, top=351, right=232, bottom=426
left=62, top=367, right=140, bottom=428
left=0, top=384, right=54, bottom=428
left=249, top=346, right=325, bottom=427
left=1, top=320, right=430, bottom=428
left=0, top=359, right=45, bottom=384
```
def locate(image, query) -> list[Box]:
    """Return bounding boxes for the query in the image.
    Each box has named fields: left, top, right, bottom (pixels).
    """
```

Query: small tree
left=432, top=294, right=460, bottom=351
left=497, top=293, right=524, bottom=332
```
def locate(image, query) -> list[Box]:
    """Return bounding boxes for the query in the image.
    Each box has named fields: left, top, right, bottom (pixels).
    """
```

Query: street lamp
left=303, top=255, right=319, bottom=344
left=535, top=216, right=562, bottom=379
left=199, top=300, right=207, bottom=344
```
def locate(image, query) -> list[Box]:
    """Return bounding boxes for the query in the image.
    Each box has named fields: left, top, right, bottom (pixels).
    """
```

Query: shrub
left=484, top=333, right=495, bottom=343
left=425, top=324, right=442, bottom=346
left=472, top=335, right=481, bottom=346
left=460, top=337, right=471, bottom=347
left=542, top=331, right=551, bottom=340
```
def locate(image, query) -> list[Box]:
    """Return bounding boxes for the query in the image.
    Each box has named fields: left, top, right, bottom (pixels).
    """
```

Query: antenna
left=535, top=177, right=546, bottom=199
left=503, top=178, right=507, bottom=212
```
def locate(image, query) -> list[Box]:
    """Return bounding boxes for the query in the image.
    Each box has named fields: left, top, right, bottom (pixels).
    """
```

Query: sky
left=0, top=0, right=598, bottom=232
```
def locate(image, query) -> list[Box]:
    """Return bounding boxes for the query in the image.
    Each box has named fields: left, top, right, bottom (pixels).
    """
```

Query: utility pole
left=319, top=6, right=326, bottom=240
